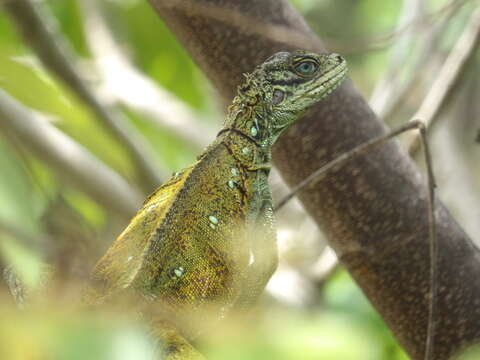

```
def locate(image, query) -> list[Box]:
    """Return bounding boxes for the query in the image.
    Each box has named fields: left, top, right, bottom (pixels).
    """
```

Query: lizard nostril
left=332, top=53, right=343, bottom=63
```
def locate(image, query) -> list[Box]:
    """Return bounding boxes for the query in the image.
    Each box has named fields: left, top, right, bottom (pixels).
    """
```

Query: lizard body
left=91, top=50, right=347, bottom=358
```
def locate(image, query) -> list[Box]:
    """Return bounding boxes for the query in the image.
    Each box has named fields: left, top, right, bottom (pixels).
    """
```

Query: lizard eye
left=294, top=60, right=318, bottom=76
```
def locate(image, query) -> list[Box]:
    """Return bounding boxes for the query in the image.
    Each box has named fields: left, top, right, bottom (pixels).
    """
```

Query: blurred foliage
left=0, top=0, right=477, bottom=359
left=0, top=304, right=157, bottom=360
left=457, top=344, right=480, bottom=360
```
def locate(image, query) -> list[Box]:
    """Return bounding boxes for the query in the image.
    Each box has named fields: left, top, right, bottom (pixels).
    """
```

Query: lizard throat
left=219, top=129, right=272, bottom=171
left=217, top=127, right=261, bottom=146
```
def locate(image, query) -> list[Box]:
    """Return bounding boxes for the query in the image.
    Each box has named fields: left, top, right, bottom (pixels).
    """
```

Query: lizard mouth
left=302, top=60, right=348, bottom=100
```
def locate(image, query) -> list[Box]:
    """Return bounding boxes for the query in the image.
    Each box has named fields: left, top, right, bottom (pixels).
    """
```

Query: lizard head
left=227, top=50, right=347, bottom=145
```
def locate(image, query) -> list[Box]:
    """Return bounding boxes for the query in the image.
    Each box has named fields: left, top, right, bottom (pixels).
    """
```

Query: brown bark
left=147, top=1, right=480, bottom=359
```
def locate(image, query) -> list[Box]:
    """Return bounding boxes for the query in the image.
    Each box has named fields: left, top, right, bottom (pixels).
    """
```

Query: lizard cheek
left=272, top=89, right=285, bottom=105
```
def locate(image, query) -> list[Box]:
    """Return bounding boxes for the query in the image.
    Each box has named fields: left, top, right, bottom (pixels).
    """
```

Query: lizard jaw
left=301, top=58, right=348, bottom=102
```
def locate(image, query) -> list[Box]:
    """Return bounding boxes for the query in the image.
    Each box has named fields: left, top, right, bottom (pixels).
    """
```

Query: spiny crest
left=224, top=72, right=267, bottom=129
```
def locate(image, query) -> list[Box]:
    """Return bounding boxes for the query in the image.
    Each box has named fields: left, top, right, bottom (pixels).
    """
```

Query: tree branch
left=147, top=0, right=480, bottom=358
left=79, top=0, right=215, bottom=150
left=1, top=0, right=164, bottom=192
left=407, top=6, right=480, bottom=154
left=326, top=0, right=471, bottom=54
left=369, top=0, right=426, bottom=116
left=0, top=89, right=142, bottom=221
left=377, top=1, right=462, bottom=122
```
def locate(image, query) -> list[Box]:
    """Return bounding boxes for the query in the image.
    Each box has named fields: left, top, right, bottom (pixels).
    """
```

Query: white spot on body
left=173, top=267, right=184, bottom=278
left=145, top=293, right=157, bottom=301
left=248, top=250, right=255, bottom=266
left=209, top=215, right=219, bottom=224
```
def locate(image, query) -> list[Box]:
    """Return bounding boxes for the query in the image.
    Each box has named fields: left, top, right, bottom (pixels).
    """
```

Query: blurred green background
left=0, top=0, right=478, bottom=359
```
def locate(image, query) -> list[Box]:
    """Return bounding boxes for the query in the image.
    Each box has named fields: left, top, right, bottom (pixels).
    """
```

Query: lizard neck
left=214, top=78, right=275, bottom=171
left=217, top=130, right=271, bottom=172
left=222, top=75, right=275, bottom=145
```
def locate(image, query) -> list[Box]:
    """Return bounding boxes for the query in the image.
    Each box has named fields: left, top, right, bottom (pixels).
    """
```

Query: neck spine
left=223, top=74, right=272, bottom=146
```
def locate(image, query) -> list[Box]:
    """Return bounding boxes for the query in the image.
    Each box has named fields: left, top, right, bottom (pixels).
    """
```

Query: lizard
left=86, top=50, right=347, bottom=359
left=70, top=50, right=347, bottom=359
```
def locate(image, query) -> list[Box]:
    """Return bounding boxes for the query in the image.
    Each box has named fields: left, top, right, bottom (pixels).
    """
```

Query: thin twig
left=275, top=121, right=436, bottom=211
left=79, top=0, right=215, bottom=151
left=274, top=120, right=437, bottom=359
left=419, top=122, right=438, bottom=360
left=370, top=0, right=425, bottom=115
left=379, top=2, right=463, bottom=121
left=0, top=88, right=142, bottom=220
left=407, top=6, right=480, bottom=154
left=2, top=0, right=164, bottom=192
left=326, top=0, right=471, bottom=54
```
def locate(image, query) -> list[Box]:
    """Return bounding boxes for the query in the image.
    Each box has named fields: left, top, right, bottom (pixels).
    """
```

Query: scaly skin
left=90, top=50, right=347, bottom=359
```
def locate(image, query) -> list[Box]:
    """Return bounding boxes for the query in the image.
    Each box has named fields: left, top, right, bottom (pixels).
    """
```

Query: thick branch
left=0, top=89, right=142, bottom=221
left=148, top=1, right=480, bottom=359
left=2, top=0, right=164, bottom=192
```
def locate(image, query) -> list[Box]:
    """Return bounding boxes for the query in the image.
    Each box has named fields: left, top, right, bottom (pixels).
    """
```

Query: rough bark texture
left=148, top=1, right=480, bottom=359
